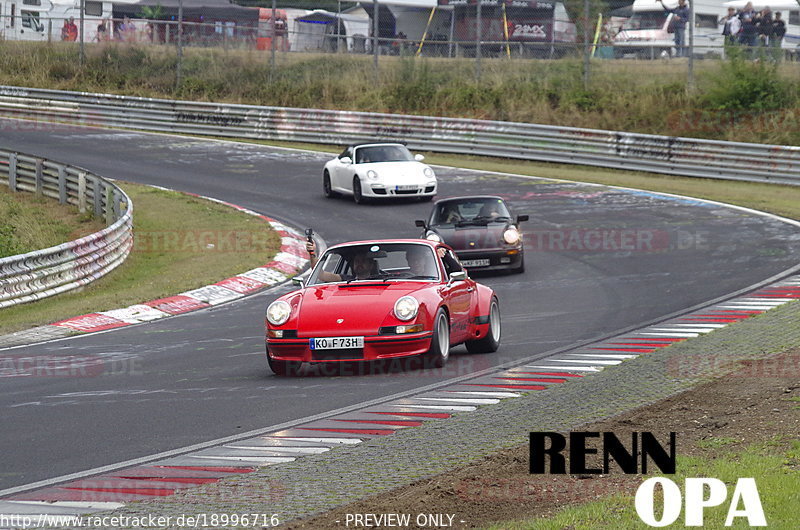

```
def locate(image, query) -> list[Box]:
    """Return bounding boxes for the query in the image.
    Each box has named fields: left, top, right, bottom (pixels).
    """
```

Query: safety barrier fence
left=0, top=148, right=133, bottom=309
left=1, top=85, right=798, bottom=187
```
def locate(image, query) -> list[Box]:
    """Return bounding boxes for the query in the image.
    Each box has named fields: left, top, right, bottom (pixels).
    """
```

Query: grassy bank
left=0, top=185, right=105, bottom=258
left=1, top=41, right=799, bottom=145
left=0, top=182, right=280, bottom=334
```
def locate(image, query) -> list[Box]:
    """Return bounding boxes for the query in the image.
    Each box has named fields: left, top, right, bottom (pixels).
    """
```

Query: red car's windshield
left=308, top=243, right=440, bottom=285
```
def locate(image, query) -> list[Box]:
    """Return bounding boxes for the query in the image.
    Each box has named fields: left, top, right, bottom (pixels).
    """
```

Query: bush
left=701, top=51, right=795, bottom=111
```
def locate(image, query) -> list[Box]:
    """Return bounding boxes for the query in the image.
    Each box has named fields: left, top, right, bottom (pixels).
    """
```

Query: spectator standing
left=770, top=11, right=786, bottom=59
left=657, top=0, right=690, bottom=58
left=738, top=2, right=759, bottom=49
left=61, top=17, right=78, bottom=41
left=96, top=20, right=107, bottom=42
left=757, top=7, right=773, bottom=47
left=719, top=7, right=741, bottom=47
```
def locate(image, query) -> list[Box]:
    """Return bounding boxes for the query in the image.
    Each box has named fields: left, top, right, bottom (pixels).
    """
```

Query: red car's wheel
left=424, top=308, right=450, bottom=368
left=268, top=355, right=301, bottom=376
left=466, top=296, right=501, bottom=353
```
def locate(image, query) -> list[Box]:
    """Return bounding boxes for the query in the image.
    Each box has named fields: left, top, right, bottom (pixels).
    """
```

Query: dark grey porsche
left=416, top=196, right=528, bottom=274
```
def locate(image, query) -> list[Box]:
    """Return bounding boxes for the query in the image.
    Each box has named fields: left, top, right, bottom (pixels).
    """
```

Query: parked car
left=265, top=240, right=500, bottom=376
left=416, top=196, right=528, bottom=274
left=322, top=143, right=437, bottom=203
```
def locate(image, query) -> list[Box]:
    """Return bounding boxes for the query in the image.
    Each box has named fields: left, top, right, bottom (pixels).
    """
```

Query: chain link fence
left=0, top=1, right=798, bottom=79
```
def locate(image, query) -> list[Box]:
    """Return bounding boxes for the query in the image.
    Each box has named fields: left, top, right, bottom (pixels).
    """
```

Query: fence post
left=35, top=158, right=44, bottom=196
left=476, top=0, right=482, bottom=82
left=373, top=0, right=380, bottom=75
left=78, top=172, right=87, bottom=214
left=9, top=153, right=18, bottom=192
left=58, top=166, right=68, bottom=204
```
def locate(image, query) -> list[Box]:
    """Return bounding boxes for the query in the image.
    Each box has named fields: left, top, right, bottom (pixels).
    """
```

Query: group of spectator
left=720, top=2, right=786, bottom=55
left=657, top=0, right=786, bottom=59
left=61, top=16, right=153, bottom=43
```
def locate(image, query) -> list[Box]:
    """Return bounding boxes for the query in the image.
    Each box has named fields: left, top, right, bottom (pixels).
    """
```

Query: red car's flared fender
left=473, top=283, right=496, bottom=321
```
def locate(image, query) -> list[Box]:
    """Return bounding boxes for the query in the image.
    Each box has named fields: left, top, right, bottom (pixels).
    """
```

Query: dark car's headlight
left=267, top=300, right=292, bottom=326
left=503, top=227, right=521, bottom=245
left=394, top=296, right=419, bottom=321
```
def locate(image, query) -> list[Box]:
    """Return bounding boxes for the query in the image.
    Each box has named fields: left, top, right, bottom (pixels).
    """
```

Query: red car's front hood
left=296, top=282, right=430, bottom=336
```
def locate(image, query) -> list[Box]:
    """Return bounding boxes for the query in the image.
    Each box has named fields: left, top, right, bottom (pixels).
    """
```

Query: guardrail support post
left=93, top=177, right=102, bottom=218
left=78, top=172, right=87, bottom=214
left=105, top=186, right=114, bottom=225
left=35, top=159, right=44, bottom=196
left=9, top=153, right=17, bottom=192
left=58, top=166, right=68, bottom=204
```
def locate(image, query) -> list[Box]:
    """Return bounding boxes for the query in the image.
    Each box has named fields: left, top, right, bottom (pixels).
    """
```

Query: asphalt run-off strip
left=0, top=187, right=309, bottom=350
left=0, top=274, right=797, bottom=524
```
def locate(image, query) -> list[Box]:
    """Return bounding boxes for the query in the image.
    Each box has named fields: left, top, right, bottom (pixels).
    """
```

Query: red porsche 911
left=265, top=240, right=501, bottom=376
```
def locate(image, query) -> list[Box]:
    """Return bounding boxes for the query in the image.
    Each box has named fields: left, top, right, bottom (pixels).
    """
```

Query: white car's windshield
left=431, top=198, right=511, bottom=226
left=355, top=145, right=415, bottom=164
left=622, top=12, right=669, bottom=31
left=308, top=243, right=440, bottom=285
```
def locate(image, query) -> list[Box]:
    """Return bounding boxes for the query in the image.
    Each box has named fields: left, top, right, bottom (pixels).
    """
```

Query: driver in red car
left=306, top=241, right=378, bottom=282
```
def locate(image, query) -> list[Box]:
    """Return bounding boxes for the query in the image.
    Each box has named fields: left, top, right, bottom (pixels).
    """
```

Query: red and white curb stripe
left=0, top=192, right=308, bottom=345
left=1, top=275, right=797, bottom=518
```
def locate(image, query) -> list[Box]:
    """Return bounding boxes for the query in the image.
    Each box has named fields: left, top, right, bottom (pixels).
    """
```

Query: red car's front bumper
left=267, top=331, right=434, bottom=363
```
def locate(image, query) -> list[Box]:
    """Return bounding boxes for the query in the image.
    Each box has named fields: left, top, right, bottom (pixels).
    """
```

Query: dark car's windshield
left=354, top=145, right=415, bottom=164
left=308, top=243, right=440, bottom=285
left=431, top=198, right=511, bottom=226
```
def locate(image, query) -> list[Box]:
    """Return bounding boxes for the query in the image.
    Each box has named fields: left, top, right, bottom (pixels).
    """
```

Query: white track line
left=525, top=365, right=602, bottom=371
left=268, top=437, right=362, bottom=444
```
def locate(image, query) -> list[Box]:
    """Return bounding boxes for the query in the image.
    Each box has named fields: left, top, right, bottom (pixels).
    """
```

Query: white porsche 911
left=323, top=143, right=437, bottom=204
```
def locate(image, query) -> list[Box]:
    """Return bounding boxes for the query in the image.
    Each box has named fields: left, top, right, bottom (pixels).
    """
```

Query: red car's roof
left=326, top=239, right=442, bottom=251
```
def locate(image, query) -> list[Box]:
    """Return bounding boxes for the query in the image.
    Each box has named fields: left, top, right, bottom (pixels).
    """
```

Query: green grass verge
left=0, top=185, right=105, bottom=258
left=0, top=182, right=280, bottom=335
left=488, top=438, right=800, bottom=529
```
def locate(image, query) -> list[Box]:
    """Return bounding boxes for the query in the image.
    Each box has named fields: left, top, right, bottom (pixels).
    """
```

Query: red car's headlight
left=267, top=300, right=292, bottom=326
left=394, top=296, right=419, bottom=321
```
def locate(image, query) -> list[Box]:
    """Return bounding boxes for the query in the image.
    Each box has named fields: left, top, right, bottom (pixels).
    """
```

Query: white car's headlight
left=267, top=300, right=292, bottom=326
left=425, top=232, right=441, bottom=242
left=503, top=227, right=521, bottom=245
left=423, top=167, right=434, bottom=178
left=366, top=170, right=378, bottom=180
left=394, top=296, right=419, bottom=321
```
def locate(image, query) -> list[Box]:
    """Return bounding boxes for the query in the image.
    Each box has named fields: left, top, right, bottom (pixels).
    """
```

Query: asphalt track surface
left=1, top=120, right=799, bottom=492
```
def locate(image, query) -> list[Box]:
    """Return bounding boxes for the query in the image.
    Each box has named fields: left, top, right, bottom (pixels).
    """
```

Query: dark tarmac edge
left=90, top=299, right=800, bottom=529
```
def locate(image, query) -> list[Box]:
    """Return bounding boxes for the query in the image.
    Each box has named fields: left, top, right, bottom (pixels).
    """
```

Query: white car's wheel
left=323, top=170, right=335, bottom=198
left=353, top=177, right=366, bottom=204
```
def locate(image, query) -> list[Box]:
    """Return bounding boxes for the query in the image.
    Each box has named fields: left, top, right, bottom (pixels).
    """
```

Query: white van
left=1, top=0, right=113, bottom=42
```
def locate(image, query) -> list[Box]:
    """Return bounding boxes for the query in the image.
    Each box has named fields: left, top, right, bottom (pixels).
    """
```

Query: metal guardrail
left=0, top=148, right=133, bottom=309
left=0, top=85, right=798, bottom=187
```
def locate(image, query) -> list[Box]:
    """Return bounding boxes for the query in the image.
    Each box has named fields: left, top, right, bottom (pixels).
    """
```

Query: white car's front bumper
left=365, top=181, right=437, bottom=198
